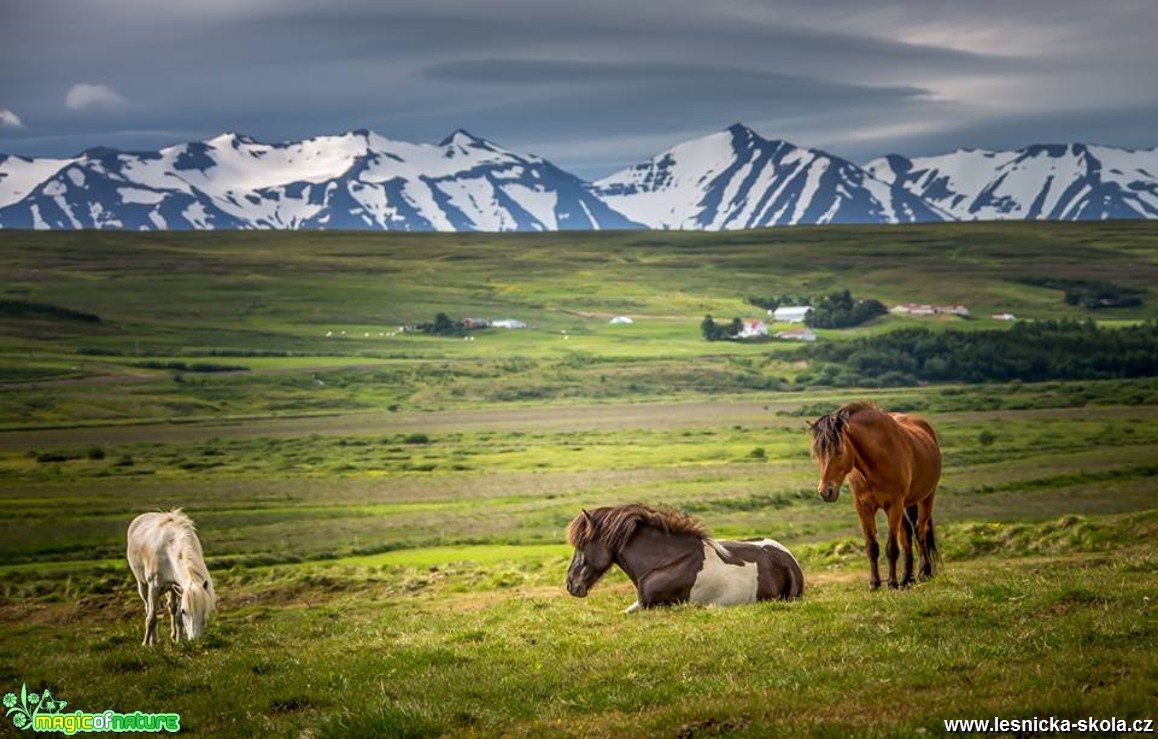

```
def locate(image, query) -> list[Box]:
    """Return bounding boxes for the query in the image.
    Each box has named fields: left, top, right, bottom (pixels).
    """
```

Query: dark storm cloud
left=424, top=59, right=935, bottom=96
left=0, top=0, right=1153, bottom=178
left=421, top=58, right=937, bottom=123
left=869, top=101, right=1158, bottom=161
left=416, top=59, right=940, bottom=171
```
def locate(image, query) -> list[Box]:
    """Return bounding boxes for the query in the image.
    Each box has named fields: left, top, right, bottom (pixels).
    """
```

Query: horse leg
left=916, top=497, right=936, bottom=580
left=899, top=504, right=917, bottom=587
left=135, top=579, right=150, bottom=645
left=854, top=497, right=881, bottom=590
left=143, top=583, right=161, bottom=646
left=167, top=590, right=182, bottom=643
left=885, top=505, right=906, bottom=590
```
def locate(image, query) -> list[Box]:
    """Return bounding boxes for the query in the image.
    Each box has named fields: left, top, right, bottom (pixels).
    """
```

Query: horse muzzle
left=819, top=485, right=841, bottom=503
left=566, top=580, right=588, bottom=598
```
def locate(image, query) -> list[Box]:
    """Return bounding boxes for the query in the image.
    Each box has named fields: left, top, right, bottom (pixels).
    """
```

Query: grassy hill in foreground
left=2, top=513, right=1154, bottom=737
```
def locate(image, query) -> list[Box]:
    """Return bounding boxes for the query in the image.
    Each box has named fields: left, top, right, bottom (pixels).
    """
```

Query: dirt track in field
left=3, top=400, right=1156, bottom=452
left=0, top=400, right=804, bottom=451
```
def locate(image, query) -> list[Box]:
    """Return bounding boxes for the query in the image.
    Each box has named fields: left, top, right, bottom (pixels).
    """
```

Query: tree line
left=0, top=299, right=100, bottom=323
left=804, top=290, right=887, bottom=329
left=795, top=319, right=1158, bottom=387
left=411, top=312, right=483, bottom=336
left=700, top=315, right=746, bottom=341
left=1010, top=277, right=1145, bottom=309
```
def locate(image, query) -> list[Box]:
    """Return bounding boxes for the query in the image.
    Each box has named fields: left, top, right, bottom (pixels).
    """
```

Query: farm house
left=775, top=327, right=817, bottom=341
left=891, top=303, right=970, bottom=316
left=738, top=320, right=768, bottom=338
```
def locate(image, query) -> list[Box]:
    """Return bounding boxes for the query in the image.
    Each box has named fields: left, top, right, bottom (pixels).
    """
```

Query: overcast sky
left=1, top=0, right=1154, bottom=179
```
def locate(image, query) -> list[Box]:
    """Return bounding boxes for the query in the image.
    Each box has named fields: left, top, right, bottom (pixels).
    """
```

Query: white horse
left=126, top=509, right=216, bottom=645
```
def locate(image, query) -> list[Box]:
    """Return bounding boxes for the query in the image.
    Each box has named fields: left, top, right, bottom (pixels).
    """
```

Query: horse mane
left=809, top=400, right=881, bottom=458
left=567, top=503, right=708, bottom=553
left=160, top=509, right=217, bottom=612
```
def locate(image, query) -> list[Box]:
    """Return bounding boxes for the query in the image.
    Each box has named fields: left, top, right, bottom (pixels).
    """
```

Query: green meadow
left=0, top=222, right=1156, bottom=737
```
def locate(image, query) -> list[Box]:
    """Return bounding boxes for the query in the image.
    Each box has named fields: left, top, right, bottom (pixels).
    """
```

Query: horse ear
left=582, top=509, right=594, bottom=524
left=804, top=419, right=815, bottom=429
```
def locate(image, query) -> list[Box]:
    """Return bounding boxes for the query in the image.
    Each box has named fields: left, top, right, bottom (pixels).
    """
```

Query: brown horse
left=808, top=401, right=941, bottom=590
left=565, top=503, right=804, bottom=612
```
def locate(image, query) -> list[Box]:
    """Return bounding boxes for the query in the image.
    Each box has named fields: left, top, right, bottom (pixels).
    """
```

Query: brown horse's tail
left=903, top=505, right=917, bottom=542
left=905, top=504, right=942, bottom=577
left=927, top=517, right=942, bottom=575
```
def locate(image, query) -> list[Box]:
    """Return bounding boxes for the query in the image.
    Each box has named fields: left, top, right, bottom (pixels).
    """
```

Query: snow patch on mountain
left=0, top=154, right=76, bottom=207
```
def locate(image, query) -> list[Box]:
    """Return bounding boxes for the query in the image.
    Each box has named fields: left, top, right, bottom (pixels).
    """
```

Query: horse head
left=565, top=509, right=615, bottom=598
left=808, top=412, right=854, bottom=503
left=177, top=578, right=215, bottom=640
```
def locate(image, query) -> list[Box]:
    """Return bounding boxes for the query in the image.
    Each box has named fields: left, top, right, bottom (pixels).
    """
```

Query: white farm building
left=771, top=306, right=812, bottom=323
left=891, top=303, right=971, bottom=317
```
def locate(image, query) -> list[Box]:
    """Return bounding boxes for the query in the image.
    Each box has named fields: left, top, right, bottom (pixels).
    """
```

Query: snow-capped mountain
left=0, top=130, right=641, bottom=231
left=593, top=124, right=948, bottom=229
left=1, top=126, right=1155, bottom=231
left=866, top=144, right=1158, bottom=221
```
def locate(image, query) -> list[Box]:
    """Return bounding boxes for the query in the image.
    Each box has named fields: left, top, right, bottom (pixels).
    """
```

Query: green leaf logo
left=4, top=684, right=64, bottom=731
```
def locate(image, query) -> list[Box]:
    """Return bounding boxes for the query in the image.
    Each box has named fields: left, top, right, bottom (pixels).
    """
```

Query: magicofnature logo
left=4, top=684, right=180, bottom=734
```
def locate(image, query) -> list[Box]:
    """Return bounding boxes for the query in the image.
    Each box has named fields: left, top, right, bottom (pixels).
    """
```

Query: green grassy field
left=1, top=222, right=1156, bottom=737
left=3, top=221, right=1157, bottom=425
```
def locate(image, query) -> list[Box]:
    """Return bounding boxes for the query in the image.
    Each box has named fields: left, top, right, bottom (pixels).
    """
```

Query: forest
left=796, top=319, right=1158, bottom=387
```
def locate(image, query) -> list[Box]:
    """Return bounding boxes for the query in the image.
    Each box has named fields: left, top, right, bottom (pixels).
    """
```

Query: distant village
left=346, top=300, right=1020, bottom=343
left=711, top=299, right=1017, bottom=343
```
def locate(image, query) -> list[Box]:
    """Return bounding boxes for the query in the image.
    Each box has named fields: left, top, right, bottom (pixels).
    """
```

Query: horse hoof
left=869, top=581, right=881, bottom=591
left=888, top=581, right=900, bottom=590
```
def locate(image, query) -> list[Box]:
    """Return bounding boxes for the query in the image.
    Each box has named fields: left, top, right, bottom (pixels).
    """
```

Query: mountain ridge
left=865, top=142, right=1158, bottom=221
left=1, top=126, right=1154, bottom=231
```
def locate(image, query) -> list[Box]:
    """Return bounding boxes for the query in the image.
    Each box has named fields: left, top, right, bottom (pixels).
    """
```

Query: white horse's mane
left=167, top=509, right=216, bottom=612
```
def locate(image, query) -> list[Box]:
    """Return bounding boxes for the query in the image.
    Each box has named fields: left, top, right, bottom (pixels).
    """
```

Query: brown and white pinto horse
left=808, top=401, right=942, bottom=590
left=565, top=503, right=803, bottom=613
